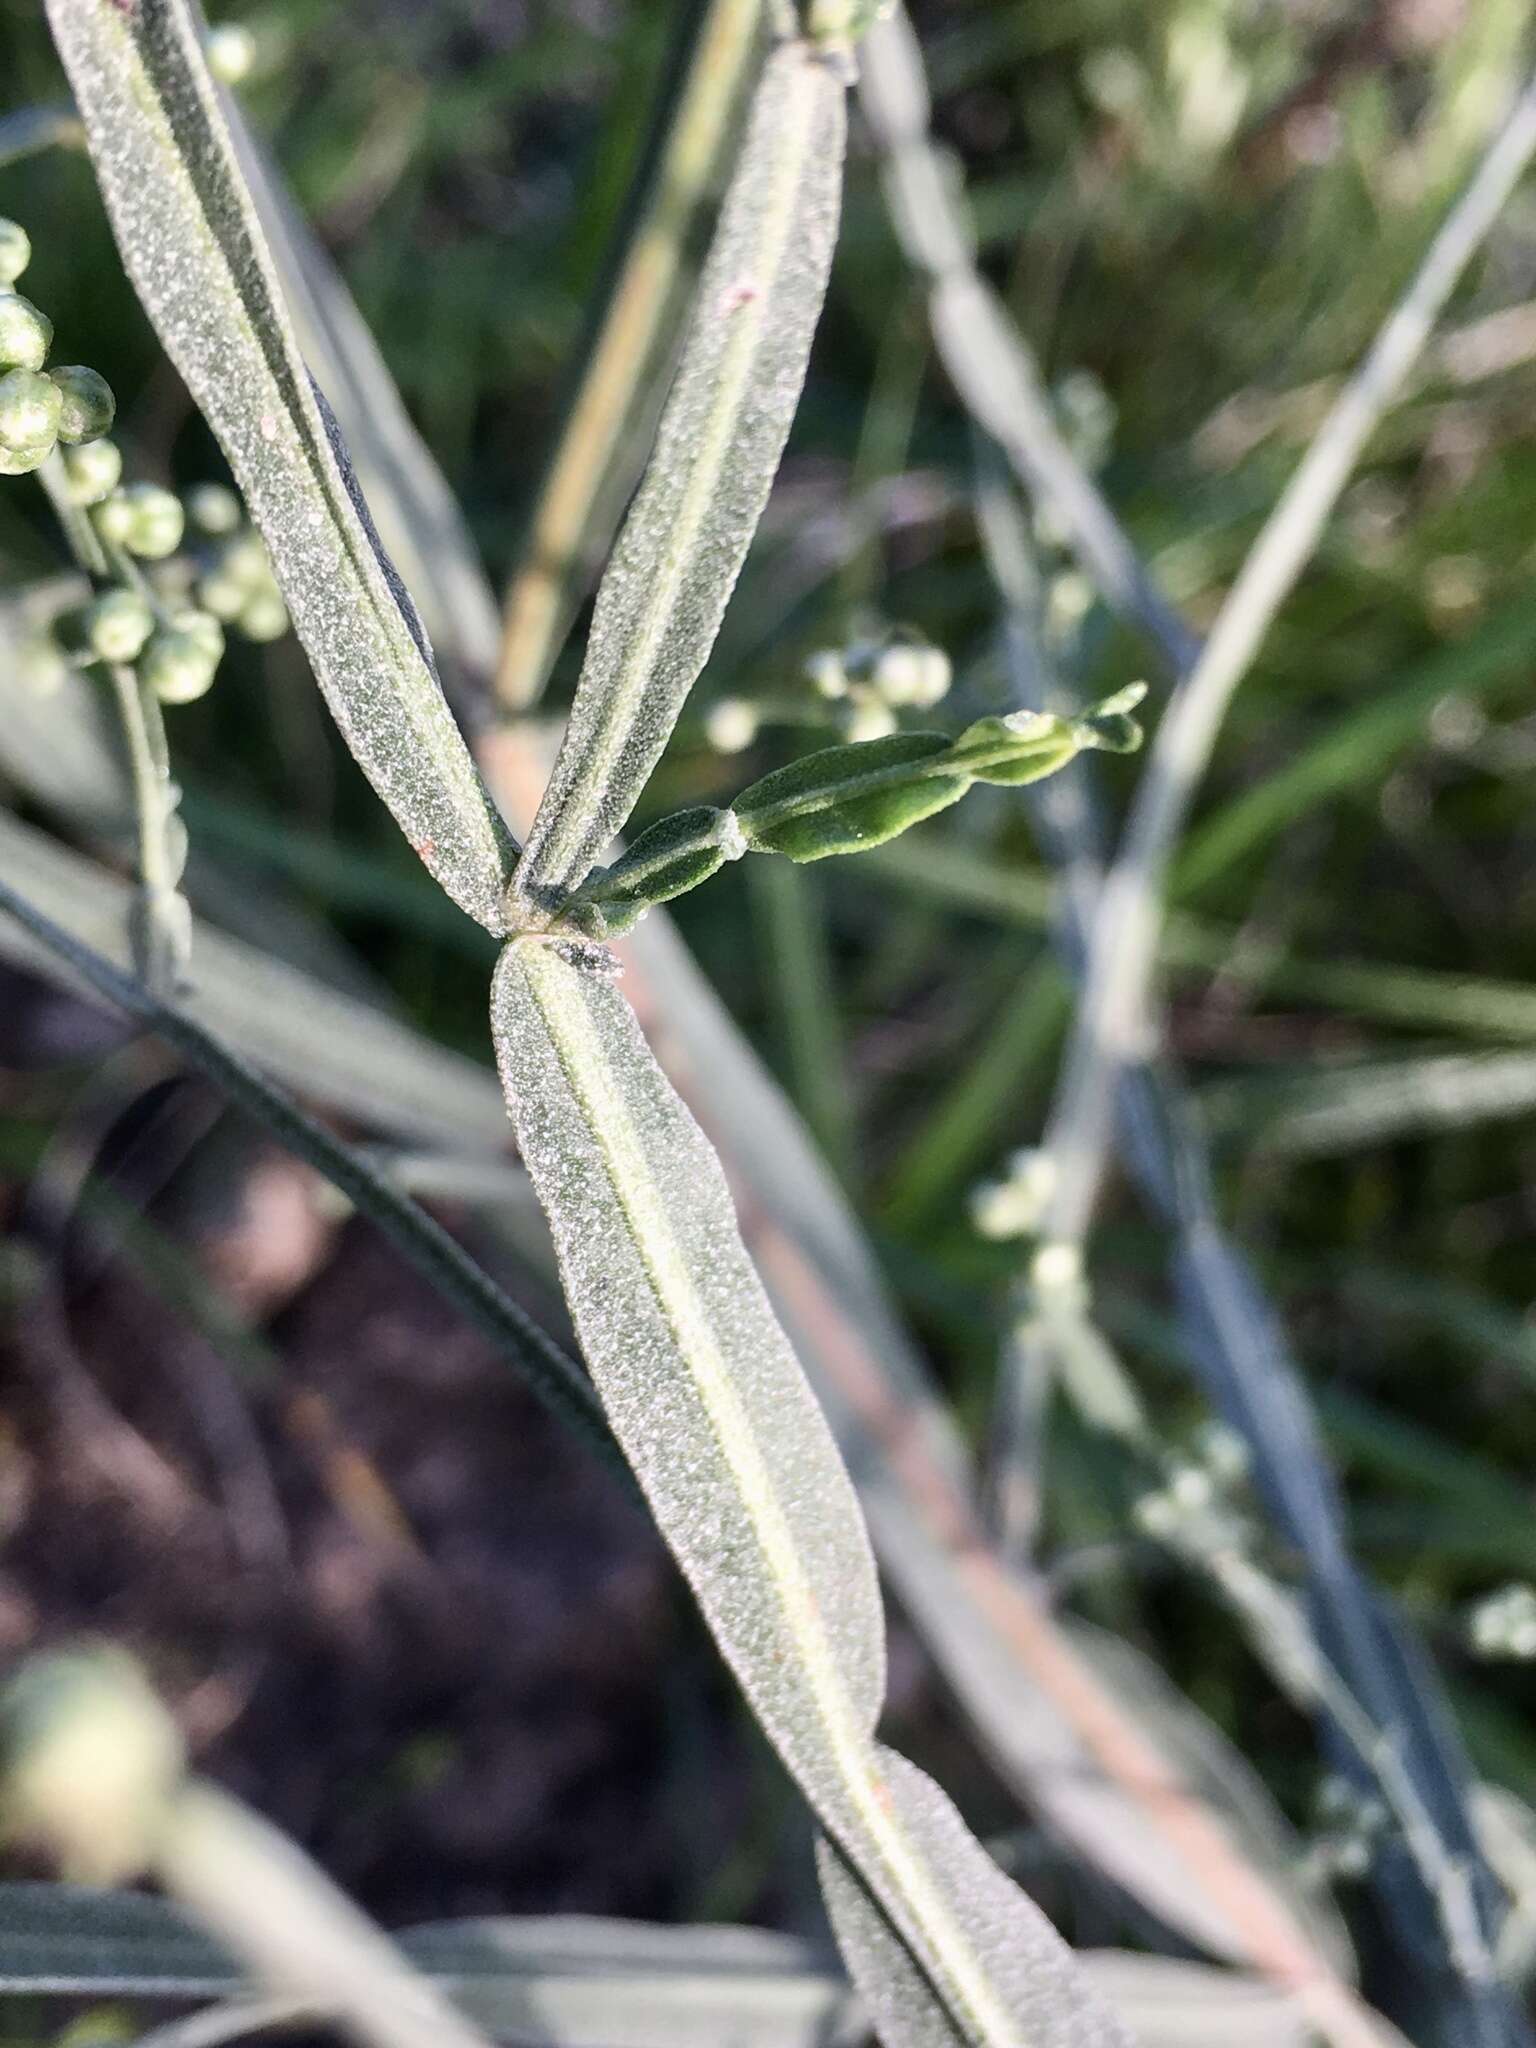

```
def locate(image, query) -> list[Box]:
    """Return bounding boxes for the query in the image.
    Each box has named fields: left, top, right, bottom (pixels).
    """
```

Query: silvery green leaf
left=579, top=925, right=1376, bottom=2018
left=815, top=1750, right=1132, bottom=2048
left=44, top=0, right=518, bottom=933
left=491, top=937, right=887, bottom=1751
left=224, top=108, right=504, bottom=699
left=512, top=39, right=847, bottom=914
left=0, top=1880, right=236, bottom=1996
left=490, top=940, right=1134, bottom=2047
left=0, top=809, right=503, bottom=1152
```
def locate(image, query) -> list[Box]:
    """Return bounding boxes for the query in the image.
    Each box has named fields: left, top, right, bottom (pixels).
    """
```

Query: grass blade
left=513, top=38, right=847, bottom=914
left=44, top=0, right=518, bottom=932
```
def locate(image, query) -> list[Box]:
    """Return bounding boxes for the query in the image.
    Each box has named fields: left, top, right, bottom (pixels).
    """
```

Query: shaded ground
left=0, top=961, right=749, bottom=1928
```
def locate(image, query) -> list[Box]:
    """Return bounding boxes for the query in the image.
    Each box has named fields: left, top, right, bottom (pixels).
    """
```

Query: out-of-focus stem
left=494, top=0, right=763, bottom=710
left=1039, top=68, right=1536, bottom=1251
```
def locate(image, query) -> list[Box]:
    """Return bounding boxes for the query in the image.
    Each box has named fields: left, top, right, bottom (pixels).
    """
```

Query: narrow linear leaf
left=513, top=38, right=848, bottom=913
left=491, top=937, right=887, bottom=1752
left=44, top=0, right=518, bottom=933
left=490, top=940, right=1132, bottom=2047
left=816, top=1750, right=1132, bottom=2048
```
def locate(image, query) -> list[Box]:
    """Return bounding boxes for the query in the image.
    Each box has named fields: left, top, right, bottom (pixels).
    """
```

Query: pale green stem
left=1039, top=70, right=1536, bottom=1251
left=494, top=0, right=764, bottom=710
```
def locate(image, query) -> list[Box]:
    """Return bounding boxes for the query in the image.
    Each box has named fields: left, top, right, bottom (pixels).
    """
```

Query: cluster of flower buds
left=27, top=460, right=288, bottom=706
left=703, top=625, right=954, bottom=757
left=0, top=217, right=116, bottom=477
left=806, top=626, right=953, bottom=740
left=1131, top=1421, right=1253, bottom=1561
left=1306, top=1773, right=1389, bottom=1883
left=1468, top=1582, right=1536, bottom=1662
left=971, top=1147, right=1056, bottom=1242
left=51, top=584, right=226, bottom=709
left=184, top=483, right=289, bottom=643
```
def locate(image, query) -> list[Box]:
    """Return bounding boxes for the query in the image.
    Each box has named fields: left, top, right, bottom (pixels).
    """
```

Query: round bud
left=206, top=21, right=257, bottom=84
left=49, top=365, right=116, bottom=445
left=0, top=292, right=53, bottom=373
left=84, top=589, right=155, bottom=664
left=806, top=649, right=847, bottom=699
left=217, top=527, right=271, bottom=584
left=61, top=437, right=123, bottom=505
left=140, top=621, right=222, bottom=705
left=0, top=367, right=61, bottom=457
left=196, top=568, right=250, bottom=620
left=118, top=481, right=185, bottom=560
left=0, top=439, right=54, bottom=476
left=844, top=698, right=897, bottom=742
left=236, top=587, right=289, bottom=642
left=185, top=481, right=242, bottom=535
left=0, top=1649, right=185, bottom=1886
left=172, top=606, right=226, bottom=662
left=92, top=491, right=138, bottom=547
left=0, top=219, right=30, bottom=288
left=704, top=698, right=758, bottom=754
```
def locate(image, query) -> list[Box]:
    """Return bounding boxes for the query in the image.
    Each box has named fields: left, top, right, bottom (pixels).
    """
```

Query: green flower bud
left=83, top=589, right=155, bottom=664
left=49, top=365, right=116, bottom=445
left=236, top=587, right=289, bottom=642
left=185, top=481, right=242, bottom=535
left=0, top=438, right=54, bottom=477
left=217, top=527, right=271, bottom=584
left=92, top=490, right=137, bottom=547
left=0, top=219, right=30, bottom=288
left=140, top=622, right=221, bottom=705
left=0, top=368, right=61, bottom=457
left=172, top=606, right=226, bottom=662
left=0, top=1649, right=184, bottom=1886
left=206, top=21, right=257, bottom=85
left=873, top=638, right=951, bottom=709
left=0, top=292, right=53, bottom=373
left=195, top=567, right=250, bottom=620
left=61, top=437, right=123, bottom=505
left=117, top=481, right=185, bottom=560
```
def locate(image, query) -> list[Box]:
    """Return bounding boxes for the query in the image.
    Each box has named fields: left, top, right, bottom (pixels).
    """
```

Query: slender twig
left=857, top=5, right=1201, bottom=678
left=1039, top=71, right=1536, bottom=1248
left=0, top=101, right=81, bottom=170
left=0, top=876, right=619, bottom=1474
left=495, top=0, right=763, bottom=709
left=36, top=449, right=193, bottom=992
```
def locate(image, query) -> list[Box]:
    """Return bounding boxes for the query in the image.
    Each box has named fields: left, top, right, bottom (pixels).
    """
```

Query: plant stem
left=1038, top=68, right=1536, bottom=1250
left=494, top=0, right=764, bottom=710
left=36, top=447, right=192, bottom=991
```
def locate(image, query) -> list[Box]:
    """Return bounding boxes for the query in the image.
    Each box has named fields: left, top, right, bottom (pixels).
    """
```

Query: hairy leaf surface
left=45, top=0, right=517, bottom=932
left=512, top=39, right=847, bottom=914
left=490, top=940, right=1134, bottom=2046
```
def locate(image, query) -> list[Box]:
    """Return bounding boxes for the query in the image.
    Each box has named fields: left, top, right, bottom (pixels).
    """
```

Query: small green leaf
left=576, top=806, right=734, bottom=934
left=944, top=713, right=1082, bottom=788
left=735, top=732, right=964, bottom=859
